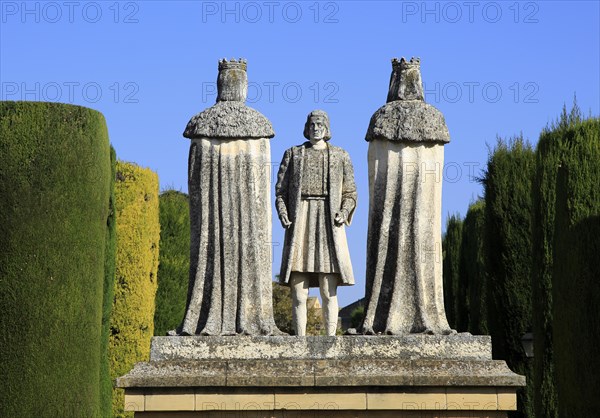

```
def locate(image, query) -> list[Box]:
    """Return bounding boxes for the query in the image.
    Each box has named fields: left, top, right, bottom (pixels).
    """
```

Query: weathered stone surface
left=387, top=57, right=425, bottom=102
left=314, top=360, right=414, bottom=386
left=183, top=101, right=274, bottom=139
left=363, top=140, right=450, bottom=334
left=226, top=360, right=315, bottom=387
left=365, top=100, right=450, bottom=143
left=362, top=57, right=452, bottom=335
left=117, top=360, right=227, bottom=387
left=150, top=335, right=492, bottom=361
left=366, top=57, right=449, bottom=144
left=411, top=359, right=526, bottom=387
left=173, top=59, right=281, bottom=337
left=275, top=110, right=357, bottom=336
left=183, top=58, right=274, bottom=140
left=216, top=58, right=248, bottom=102
left=275, top=143, right=357, bottom=288
left=117, top=358, right=525, bottom=388
left=366, top=58, right=450, bottom=143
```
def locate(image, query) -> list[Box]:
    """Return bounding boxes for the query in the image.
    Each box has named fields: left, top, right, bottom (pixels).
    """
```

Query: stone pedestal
left=118, top=335, right=524, bottom=417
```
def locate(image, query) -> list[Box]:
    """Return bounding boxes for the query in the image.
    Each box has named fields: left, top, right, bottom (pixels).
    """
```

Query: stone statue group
left=169, top=57, right=455, bottom=338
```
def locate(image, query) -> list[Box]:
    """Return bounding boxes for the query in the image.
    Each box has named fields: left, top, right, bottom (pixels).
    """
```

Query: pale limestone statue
left=276, top=110, right=357, bottom=336
left=170, top=59, right=282, bottom=336
left=361, top=58, right=455, bottom=335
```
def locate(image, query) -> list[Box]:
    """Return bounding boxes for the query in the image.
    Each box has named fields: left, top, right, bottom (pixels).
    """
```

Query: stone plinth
left=118, top=335, right=524, bottom=417
left=149, top=335, right=492, bottom=361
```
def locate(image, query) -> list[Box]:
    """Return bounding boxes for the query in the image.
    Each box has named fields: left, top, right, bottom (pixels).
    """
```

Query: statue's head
left=387, top=57, right=424, bottom=103
left=217, top=58, right=248, bottom=103
left=303, top=110, right=332, bottom=142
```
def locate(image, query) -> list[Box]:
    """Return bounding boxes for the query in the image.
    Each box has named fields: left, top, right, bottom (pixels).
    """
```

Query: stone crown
left=218, top=58, right=247, bottom=71
left=392, top=57, right=421, bottom=69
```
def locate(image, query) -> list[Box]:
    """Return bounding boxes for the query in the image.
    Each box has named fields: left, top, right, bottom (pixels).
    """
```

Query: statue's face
left=308, top=117, right=327, bottom=143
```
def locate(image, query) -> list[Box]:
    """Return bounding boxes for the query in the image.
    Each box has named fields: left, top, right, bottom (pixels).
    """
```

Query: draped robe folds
left=180, top=137, right=280, bottom=336
left=361, top=59, right=453, bottom=335
left=362, top=140, right=452, bottom=335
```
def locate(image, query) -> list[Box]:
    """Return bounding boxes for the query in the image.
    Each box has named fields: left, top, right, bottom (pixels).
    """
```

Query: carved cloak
left=178, top=137, right=281, bottom=336
left=362, top=140, right=451, bottom=334
left=175, top=60, right=282, bottom=336
left=361, top=57, right=453, bottom=335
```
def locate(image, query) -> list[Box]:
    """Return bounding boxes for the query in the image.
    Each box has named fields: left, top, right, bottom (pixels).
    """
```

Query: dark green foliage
left=460, top=199, right=488, bottom=335
left=154, top=190, right=190, bottom=336
left=482, top=136, right=535, bottom=418
left=0, top=102, right=111, bottom=417
left=442, top=214, right=463, bottom=330
left=272, top=282, right=294, bottom=334
left=100, top=146, right=117, bottom=417
left=351, top=306, right=365, bottom=329
left=531, top=102, right=583, bottom=418
left=551, top=118, right=600, bottom=418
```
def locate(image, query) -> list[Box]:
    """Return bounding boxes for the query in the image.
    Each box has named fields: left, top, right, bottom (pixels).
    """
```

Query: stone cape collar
left=365, top=100, right=450, bottom=144
left=183, top=101, right=275, bottom=139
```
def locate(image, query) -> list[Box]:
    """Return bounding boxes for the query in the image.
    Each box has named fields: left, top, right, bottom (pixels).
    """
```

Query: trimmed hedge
left=154, top=190, right=190, bottom=337
left=552, top=118, right=600, bottom=417
left=0, top=102, right=112, bottom=417
left=531, top=104, right=582, bottom=418
left=460, top=200, right=488, bottom=335
left=110, top=162, right=160, bottom=418
left=100, top=146, right=117, bottom=417
left=482, top=137, right=535, bottom=418
left=442, top=214, right=463, bottom=330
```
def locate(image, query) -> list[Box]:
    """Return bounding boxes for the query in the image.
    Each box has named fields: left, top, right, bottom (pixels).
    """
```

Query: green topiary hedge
left=110, top=161, right=160, bottom=418
left=0, top=101, right=112, bottom=417
left=100, top=146, right=117, bottom=417
left=460, top=199, right=488, bottom=335
left=482, top=136, right=535, bottom=418
left=442, top=214, right=463, bottom=331
left=154, top=190, right=190, bottom=337
left=531, top=103, right=583, bottom=418
left=551, top=118, right=600, bottom=418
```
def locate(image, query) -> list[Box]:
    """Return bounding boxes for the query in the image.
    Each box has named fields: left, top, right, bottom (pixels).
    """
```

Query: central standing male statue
left=276, top=110, right=357, bottom=336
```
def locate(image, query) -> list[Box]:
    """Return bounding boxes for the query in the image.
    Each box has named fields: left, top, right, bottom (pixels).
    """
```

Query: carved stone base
left=123, top=387, right=514, bottom=417
left=118, top=336, right=524, bottom=416
left=148, top=335, right=492, bottom=361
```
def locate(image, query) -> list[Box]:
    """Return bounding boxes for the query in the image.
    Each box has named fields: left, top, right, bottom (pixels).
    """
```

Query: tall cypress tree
left=100, top=146, right=117, bottom=417
left=443, top=214, right=463, bottom=330
left=482, top=136, right=535, bottom=418
left=0, top=102, right=111, bottom=417
left=460, top=199, right=488, bottom=335
left=531, top=102, right=583, bottom=418
left=153, top=190, right=190, bottom=337
left=551, top=117, right=600, bottom=417
left=110, top=162, right=160, bottom=418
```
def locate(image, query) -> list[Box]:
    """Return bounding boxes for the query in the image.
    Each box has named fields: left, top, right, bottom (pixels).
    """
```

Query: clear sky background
left=2, top=0, right=599, bottom=308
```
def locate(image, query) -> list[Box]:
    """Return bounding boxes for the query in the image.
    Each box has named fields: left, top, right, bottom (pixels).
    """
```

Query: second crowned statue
left=276, top=110, right=357, bottom=336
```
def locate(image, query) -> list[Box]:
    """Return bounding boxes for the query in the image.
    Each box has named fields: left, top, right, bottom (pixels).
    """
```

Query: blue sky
left=2, top=0, right=599, bottom=307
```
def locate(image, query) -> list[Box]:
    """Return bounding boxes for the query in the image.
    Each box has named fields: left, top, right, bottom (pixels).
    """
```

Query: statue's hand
left=280, top=213, right=292, bottom=228
left=334, top=211, right=347, bottom=226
